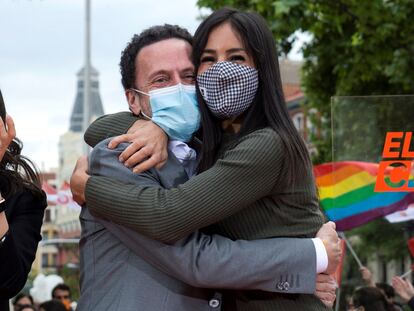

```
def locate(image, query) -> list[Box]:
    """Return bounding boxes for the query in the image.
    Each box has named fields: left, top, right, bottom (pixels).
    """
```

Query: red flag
left=57, top=181, right=80, bottom=210
left=408, top=238, right=414, bottom=258
left=42, top=182, right=58, bottom=205
left=332, top=240, right=346, bottom=286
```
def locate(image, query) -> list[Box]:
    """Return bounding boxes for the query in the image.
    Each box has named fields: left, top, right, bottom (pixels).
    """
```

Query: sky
left=0, top=0, right=304, bottom=171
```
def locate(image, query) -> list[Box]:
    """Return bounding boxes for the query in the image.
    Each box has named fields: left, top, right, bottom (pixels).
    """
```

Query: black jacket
left=408, top=297, right=414, bottom=311
left=0, top=188, right=46, bottom=310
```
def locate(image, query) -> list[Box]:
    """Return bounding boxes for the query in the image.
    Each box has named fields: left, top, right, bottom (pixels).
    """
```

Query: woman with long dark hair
left=192, top=9, right=311, bottom=182
left=0, top=96, right=47, bottom=311
left=72, top=8, right=338, bottom=310
left=349, top=287, right=395, bottom=311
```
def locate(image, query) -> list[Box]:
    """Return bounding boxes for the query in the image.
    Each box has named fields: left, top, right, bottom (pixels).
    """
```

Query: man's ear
left=125, top=90, right=141, bottom=115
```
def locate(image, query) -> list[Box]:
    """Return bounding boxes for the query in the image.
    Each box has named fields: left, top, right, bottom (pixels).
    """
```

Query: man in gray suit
left=73, top=25, right=340, bottom=311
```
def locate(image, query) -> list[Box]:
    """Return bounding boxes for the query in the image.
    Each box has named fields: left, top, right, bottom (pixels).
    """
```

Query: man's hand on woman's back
left=108, top=120, right=168, bottom=173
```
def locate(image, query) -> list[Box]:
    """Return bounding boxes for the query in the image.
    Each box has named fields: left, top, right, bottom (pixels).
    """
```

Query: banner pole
left=339, top=232, right=363, bottom=268
left=400, top=269, right=412, bottom=278
left=334, top=286, right=341, bottom=311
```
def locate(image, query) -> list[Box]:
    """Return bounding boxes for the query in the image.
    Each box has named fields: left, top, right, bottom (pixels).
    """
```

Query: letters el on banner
left=316, top=96, right=414, bottom=231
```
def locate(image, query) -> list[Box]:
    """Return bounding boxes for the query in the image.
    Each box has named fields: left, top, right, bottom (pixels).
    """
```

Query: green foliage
left=331, top=96, right=414, bottom=163
left=351, top=218, right=409, bottom=261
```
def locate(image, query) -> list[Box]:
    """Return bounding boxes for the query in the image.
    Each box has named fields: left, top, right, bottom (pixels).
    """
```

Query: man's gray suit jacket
left=77, top=138, right=318, bottom=311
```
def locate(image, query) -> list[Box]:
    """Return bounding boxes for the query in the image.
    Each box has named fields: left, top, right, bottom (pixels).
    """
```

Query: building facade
left=34, top=66, right=105, bottom=274
left=280, top=58, right=317, bottom=154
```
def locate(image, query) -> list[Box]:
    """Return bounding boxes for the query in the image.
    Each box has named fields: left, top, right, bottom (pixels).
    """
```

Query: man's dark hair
left=120, top=24, right=193, bottom=90
left=39, top=299, right=66, bottom=311
left=51, top=283, right=71, bottom=298
left=352, top=286, right=394, bottom=311
left=376, top=282, right=395, bottom=299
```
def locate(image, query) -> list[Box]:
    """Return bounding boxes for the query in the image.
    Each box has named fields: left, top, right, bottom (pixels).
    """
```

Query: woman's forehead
left=204, top=22, right=246, bottom=51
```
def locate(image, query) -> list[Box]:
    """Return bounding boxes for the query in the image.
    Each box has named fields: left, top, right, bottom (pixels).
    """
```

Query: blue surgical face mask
left=131, top=83, right=200, bottom=142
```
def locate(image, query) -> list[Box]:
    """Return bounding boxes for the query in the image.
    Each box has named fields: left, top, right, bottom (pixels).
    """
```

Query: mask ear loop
left=129, top=88, right=152, bottom=120
left=140, top=110, right=152, bottom=120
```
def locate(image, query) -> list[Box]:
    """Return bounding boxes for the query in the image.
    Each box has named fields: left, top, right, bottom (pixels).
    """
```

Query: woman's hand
left=392, top=276, right=414, bottom=303
left=359, top=266, right=375, bottom=287
left=107, top=119, right=168, bottom=173
left=0, top=115, right=15, bottom=237
left=0, top=210, right=9, bottom=238
left=0, top=115, right=16, bottom=161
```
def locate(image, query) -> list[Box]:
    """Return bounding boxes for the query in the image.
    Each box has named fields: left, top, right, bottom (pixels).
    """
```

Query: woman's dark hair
left=13, top=293, right=34, bottom=305
left=193, top=7, right=312, bottom=185
left=16, top=305, right=38, bottom=311
left=376, top=282, right=395, bottom=299
left=0, top=138, right=43, bottom=199
left=352, top=286, right=394, bottom=311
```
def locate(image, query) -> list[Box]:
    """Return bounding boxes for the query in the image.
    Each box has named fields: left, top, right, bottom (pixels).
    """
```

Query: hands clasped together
left=315, top=221, right=342, bottom=307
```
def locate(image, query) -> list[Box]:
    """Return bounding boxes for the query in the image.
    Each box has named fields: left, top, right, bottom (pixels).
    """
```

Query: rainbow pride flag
left=314, top=161, right=414, bottom=231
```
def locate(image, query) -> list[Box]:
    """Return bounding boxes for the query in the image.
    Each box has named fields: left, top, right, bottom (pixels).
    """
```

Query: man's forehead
left=136, top=38, right=194, bottom=77
left=56, top=289, right=69, bottom=293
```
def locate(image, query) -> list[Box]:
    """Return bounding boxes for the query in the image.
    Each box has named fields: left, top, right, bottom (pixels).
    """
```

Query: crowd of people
left=12, top=283, right=73, bottom=311
left=9, top=268, right=414, bottom=311
left=345, top=266, right=414, bottom=311
left=9, top=266, right=414, bottom=311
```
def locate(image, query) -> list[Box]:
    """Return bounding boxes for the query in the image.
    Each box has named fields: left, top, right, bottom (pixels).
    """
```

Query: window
left=42, top=254, right=49, bottom=268
left=42, top=231, right=49, bottom=240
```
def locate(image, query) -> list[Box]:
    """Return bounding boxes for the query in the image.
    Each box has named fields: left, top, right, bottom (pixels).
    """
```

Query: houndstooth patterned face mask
left=197, top=61, right=259, bottom=119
